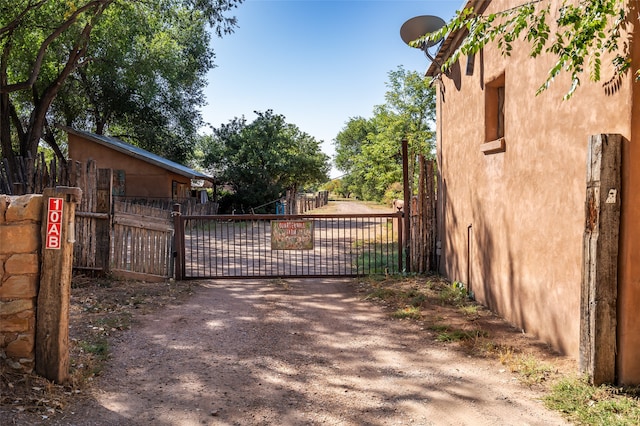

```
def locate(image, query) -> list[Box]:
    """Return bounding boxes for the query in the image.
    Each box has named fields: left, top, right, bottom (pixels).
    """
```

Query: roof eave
left=426, top=0, right=491, bottom=77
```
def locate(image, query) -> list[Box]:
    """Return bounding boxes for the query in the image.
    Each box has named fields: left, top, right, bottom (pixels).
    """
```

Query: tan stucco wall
left=67, top=133, right=191, bottom=199
left=435, top=0, right=636, bottom=381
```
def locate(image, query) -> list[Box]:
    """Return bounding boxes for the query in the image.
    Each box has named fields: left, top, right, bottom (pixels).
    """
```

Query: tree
left=52, top=1, right=217, bottom=164
left=333, top=67, right=435, bottom=202
left=0, top=0, right=242, bottom=177
left=334, top=116, right=374, bottom=200
left=322, top=178, right=350, bottom=199
left=1, top=0, right=115, bottom=172
left=416, top=0, right=631, bottom=99
left=203, top=110, right=330, bottom=213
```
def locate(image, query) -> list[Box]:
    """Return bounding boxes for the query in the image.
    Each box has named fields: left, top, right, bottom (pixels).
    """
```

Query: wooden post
left=580, top=134, right=621, bottom=385
left=402, top=138, right=411, bottom=272
left=36, top=186, right=82, bottom=383
left=426, top=159, right=437, bottom=271
left=95, top=168, right=112, bottom=271
left=412, top=155, right=430, bottom=273
left=173, top=204, right=184, bottom=280
left=397, top=210, right=403, bottom=274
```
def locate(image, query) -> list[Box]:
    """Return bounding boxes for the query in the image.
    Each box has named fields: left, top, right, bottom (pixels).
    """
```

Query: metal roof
left=62, top=126, right=213, bottom=181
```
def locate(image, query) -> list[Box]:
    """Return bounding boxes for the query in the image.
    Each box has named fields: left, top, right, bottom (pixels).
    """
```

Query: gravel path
left=55, top=278, right=569, bottom=426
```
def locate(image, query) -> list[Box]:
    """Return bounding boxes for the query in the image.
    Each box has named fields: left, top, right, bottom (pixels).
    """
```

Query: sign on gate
left=45, top=197, right=64, bottom=249
left=271, top=220, right=314, bottom=250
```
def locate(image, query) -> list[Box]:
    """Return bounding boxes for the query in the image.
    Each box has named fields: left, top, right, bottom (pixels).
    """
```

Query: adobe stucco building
left=427, top=0, right=640, bottom=383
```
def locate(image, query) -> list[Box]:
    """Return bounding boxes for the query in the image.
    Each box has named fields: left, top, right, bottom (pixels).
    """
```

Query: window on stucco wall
left=482, top=72, right=506, bottom=154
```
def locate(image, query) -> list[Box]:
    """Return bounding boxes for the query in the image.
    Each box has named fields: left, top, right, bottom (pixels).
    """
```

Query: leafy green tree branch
left=1, top=0, right=243, bottom=177
left=415, top=0, right=630, bottom=99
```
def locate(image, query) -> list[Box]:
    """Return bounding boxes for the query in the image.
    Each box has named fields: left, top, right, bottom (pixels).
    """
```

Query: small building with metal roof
left=64, top=127, right=212, bottom=201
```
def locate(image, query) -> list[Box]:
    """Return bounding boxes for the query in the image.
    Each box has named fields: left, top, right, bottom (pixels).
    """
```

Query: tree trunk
left=0, top=40, right=16, bottom=177
left=43, top=121, right=67, bottom=162
left=24, top=18, right=97, bottom=160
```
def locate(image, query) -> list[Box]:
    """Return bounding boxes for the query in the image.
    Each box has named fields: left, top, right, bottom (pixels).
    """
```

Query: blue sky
left=201, top=0, right=463, bottom=177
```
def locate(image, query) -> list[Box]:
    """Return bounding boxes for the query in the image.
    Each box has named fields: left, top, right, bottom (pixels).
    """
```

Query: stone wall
left=0, top=194, right=42, bottom=372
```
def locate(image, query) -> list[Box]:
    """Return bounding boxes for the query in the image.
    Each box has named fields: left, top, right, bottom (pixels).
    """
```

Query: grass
left=392, top=306, right=422, bottom=319
left=270, top=278, right=291, bottom=290
left=93, top=312, right=132, bottom=331
left=499, top=350, right=556, bottom=386
left=430, top=325, right=488, bottom=343
left=365, top=287, right=398, bottom=300
left=78, top=338, right=109, bottom=360
left=76, top=337, right=110, bottom=377
left=354, top=242, right=400, bottom=275
left=459, top=305, right=479, bottom=317
left=545, top=377, right=640, bottom=425
left=408, top=291, right=427, bottom=307
left=438, top=281, right=469, bottom=306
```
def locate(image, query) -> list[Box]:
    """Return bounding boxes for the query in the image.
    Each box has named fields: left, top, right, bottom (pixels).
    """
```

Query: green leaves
left=203, top=110, right=330, bottom=213
left=417, top=0, right=629, bottom=99
left=333, top=67, right=435, bottom=203
left=60, top=0, right=220, bottom=163
left=1, top=0, right=243, bottom=172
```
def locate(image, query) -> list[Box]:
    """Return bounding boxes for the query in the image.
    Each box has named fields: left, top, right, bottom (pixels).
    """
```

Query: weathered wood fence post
left=410, top=156, right=437, bottom=273
left=402, top=138, right=410, bottom=272
left=95, top=168, right=112, bottom=271
left=173, top=204, right=184, bottom=281
left=580, top=134, right=621, bottom=385
left=36, top=186, right=82, bottom=383
left=286, top=190, right=297, bottom=215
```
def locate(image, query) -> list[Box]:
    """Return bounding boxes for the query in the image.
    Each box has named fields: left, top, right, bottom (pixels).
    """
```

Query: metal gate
left=173, top=213, right=403, bottom=279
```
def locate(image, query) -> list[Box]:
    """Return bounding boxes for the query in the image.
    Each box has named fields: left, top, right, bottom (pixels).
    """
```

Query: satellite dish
left=400, top=15, right=446, bottom=48
left=400, top=15, right=446, bottom=64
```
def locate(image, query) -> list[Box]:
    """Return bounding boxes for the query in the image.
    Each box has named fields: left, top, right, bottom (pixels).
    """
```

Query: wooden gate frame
left=72, top=161, right=175, bottom=281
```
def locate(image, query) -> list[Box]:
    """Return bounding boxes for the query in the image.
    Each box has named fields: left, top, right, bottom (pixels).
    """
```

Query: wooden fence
left=409, top=156, right=438, bottom=273
left=1, top=156, right=215, bottom=280
left=284, top=190, right=329, bottom=214
left=114, top=196, right=218, bottom=216
left=73, top=162, right=111, bottom=272
left=111, top=201, right=174, bottom=280
left=69, top=161, right=175, bottom=280
left=1, top=154, right=75, bottom=195
left=4, top=153, right=438, bottom=277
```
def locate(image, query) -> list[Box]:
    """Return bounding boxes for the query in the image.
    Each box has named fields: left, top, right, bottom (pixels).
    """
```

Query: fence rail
left=114, top=196, right=218, bottom=216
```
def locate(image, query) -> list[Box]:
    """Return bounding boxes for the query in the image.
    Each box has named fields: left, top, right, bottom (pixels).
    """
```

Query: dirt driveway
left=43, top=277, right=570, bottom=426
